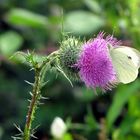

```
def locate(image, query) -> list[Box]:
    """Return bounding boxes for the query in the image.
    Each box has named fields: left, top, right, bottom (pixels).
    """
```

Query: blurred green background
left=0, top=0, right=140, bottom=140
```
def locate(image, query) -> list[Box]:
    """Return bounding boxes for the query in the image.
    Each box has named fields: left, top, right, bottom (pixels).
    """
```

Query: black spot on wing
left=127, top=56, right=132, bottom=60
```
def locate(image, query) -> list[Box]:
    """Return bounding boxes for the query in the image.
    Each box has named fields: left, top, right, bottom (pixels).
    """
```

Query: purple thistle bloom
left=77, top=32, right=120, bottom=91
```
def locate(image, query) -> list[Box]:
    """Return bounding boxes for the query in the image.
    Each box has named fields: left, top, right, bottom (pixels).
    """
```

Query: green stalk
left=23, top=68, right=41, bottom=140
left=22, top=50, right=59, bottom=140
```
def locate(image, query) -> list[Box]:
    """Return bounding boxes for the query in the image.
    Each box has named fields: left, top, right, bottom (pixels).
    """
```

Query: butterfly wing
left=114, top=46, right=140, bottom=68
left=109, top=46, right=140, bottom=84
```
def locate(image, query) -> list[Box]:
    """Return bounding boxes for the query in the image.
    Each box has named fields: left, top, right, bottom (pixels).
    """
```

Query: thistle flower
left=77, top=32, right=120, bottom=91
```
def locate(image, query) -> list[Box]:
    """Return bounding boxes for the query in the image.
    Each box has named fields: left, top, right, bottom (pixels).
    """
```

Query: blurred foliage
left=0, top=0, right=140, bottom=140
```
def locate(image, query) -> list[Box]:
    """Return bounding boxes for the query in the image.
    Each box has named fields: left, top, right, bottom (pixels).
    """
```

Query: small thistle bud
left=58, top=37, right=83, bottom=80
left=51, top=117, right=67, bottom=139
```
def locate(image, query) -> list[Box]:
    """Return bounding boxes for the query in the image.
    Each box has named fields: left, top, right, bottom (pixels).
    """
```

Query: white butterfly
left=108, top=44, right=140, bottom=84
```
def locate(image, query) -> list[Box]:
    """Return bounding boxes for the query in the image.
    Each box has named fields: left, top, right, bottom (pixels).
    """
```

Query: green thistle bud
left=58, top=36, right=82, bottom=80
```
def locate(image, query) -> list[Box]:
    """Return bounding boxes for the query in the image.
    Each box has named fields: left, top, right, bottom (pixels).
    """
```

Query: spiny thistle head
left=58, top=36, right=83, bottom=80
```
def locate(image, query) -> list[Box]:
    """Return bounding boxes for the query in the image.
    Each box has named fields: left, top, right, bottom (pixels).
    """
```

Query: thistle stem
left=23, top=68, right=41, bottom=140
left=22, top=50, right=59, bottom=140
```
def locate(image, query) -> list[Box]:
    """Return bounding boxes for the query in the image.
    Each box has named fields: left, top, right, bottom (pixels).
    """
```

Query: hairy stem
left=22, top=50, right=59, bottom=140
left=23, top=68, right=41, bottom=140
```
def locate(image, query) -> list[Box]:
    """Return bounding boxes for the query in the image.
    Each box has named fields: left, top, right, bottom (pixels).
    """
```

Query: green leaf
left=132, top=119, right=140, bottom=136
left=64, top=11, right=105, bottom=35
left=10, top=51, right=27, bottom=63
left=128, top=95, right=140, bottom=117
left=112, top=116, right=137, bottom=140
left=106, top=80, right=140, bottom=130
left=5, top=8, right=48, bottom=28
left=0, top=31, right=23, bottom=56
left=84, top=0, right=102, bottom=13
left=85, top=105, right=98, bottom=129
left=63, top=133, right=73, bottom=140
